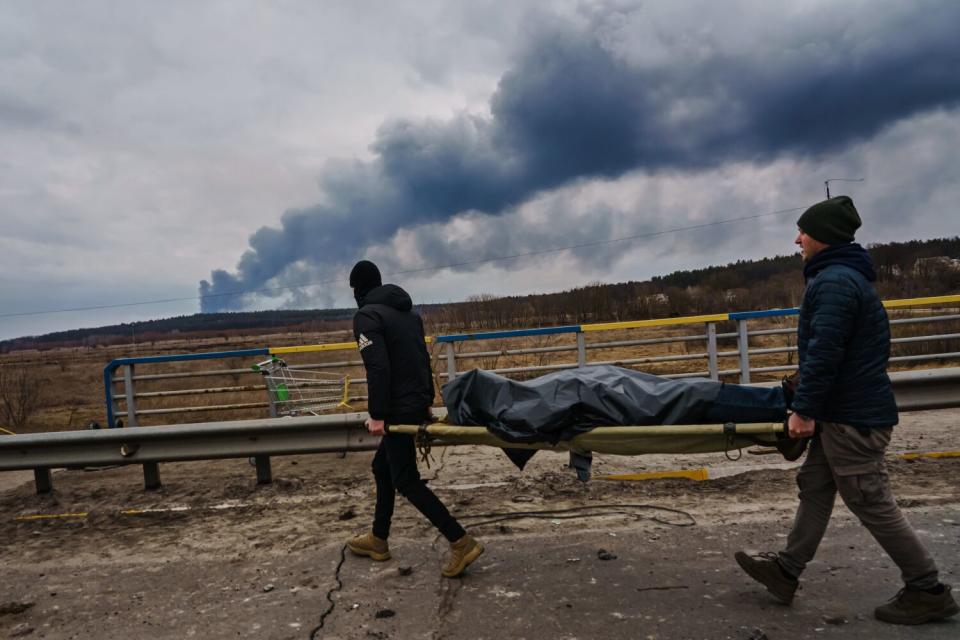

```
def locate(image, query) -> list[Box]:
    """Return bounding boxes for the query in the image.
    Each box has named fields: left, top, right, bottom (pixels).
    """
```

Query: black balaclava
left=349, top=260, right=382, bottom=305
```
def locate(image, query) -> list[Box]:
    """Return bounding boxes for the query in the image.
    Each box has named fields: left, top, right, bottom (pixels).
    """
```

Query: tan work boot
left=347, top=532, right=391, bottom=562
left=442, top=534, right=484, bottom=578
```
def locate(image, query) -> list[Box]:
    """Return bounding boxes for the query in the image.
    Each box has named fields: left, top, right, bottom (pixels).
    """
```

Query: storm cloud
left=200, top=1, right=960, bottom=312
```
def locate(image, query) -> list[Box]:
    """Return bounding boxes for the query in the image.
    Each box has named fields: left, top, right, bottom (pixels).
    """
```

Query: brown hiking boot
left=441, top=534, right=484, bottom=578
left=735, top=551, right=798, bottom=604
left=347, top=533, right=390, bottom=562
left=874, top=584, right=959, bottom=625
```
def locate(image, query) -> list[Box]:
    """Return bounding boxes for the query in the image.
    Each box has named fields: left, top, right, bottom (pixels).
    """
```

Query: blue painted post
left=104, top=364, right=119, bottom=428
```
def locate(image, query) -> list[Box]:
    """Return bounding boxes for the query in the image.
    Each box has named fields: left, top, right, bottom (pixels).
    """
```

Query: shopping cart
left=252, top=356, right=351, bottom=417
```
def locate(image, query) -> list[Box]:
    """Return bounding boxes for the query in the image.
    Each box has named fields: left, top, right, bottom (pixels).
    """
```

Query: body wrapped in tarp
left=442, top=365, right=787, bottom=444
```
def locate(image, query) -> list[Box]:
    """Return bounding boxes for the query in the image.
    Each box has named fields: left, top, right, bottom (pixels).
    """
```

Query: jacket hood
left=803, top=242, right=876, bottom=283
left=357, top=284, right=413, bottom=311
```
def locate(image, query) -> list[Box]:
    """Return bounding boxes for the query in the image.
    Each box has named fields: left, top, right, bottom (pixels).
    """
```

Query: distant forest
left=427, top=236, right=960, bottom=331
left=4, top=236, right=958, bottom=352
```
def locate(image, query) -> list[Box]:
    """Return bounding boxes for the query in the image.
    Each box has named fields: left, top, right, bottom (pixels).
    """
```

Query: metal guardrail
left=7, top=367, right=960, bottom=494
left=1, top=412, right=382, bottom=493
left=102, top=295, right=960, bottom=427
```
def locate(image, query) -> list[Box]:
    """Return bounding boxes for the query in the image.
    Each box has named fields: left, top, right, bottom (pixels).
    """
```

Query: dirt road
left=1, top=410, right=958, bottom=639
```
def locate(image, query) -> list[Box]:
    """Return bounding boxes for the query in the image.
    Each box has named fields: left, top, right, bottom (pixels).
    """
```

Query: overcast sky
left=2, top=0, right=959, bottom=341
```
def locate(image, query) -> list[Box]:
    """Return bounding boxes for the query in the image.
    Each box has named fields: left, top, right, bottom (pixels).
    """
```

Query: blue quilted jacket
left=791, top=243, right=898, bottom=428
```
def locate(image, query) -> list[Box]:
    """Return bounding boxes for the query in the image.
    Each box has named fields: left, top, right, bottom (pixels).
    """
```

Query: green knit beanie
left=797, top=195, right=861, bottom=244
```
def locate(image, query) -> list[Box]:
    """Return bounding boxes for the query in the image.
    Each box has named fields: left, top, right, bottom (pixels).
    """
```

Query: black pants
left=371, top=432, right=465, bottom=543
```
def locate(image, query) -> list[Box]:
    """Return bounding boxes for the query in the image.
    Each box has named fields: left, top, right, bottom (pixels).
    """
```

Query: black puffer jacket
left=353, top=284, right=434, bottom=422
left=791, top=243, right=898, bottom=428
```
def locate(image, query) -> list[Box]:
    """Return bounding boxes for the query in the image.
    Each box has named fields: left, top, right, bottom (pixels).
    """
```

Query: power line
left=0, top=205, right=804, bottom=320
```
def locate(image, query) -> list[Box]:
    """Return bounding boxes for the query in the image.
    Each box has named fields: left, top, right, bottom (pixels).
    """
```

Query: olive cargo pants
left=778, top=421, right=939, bottom=589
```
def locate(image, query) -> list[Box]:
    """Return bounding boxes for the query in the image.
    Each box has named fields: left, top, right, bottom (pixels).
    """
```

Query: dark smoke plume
left=201, top=2, right=960, bottom=311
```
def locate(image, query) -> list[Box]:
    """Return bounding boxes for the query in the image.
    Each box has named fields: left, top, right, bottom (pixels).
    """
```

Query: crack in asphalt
left=431, top=574, right=463, bottom=640
left=305, top=445, right=453, bottom=638
left=309, top=544, right=347, bottom=640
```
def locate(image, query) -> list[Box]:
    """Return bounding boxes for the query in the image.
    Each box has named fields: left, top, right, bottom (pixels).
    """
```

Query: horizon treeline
left=4, top=236, right=958, bottom=352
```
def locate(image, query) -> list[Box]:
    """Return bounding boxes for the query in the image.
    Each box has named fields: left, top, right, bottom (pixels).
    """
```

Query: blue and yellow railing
left=103, top=294, right=960, bottom=427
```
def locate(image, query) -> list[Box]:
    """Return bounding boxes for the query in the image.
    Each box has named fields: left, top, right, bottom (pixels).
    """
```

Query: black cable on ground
left=456, top=503, right=696, bottom=529
left=309, top=544, right=347, bottom=640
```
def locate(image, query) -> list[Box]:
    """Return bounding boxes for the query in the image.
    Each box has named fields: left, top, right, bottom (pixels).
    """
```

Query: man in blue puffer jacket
left=735, top=196, right=957, bottom=624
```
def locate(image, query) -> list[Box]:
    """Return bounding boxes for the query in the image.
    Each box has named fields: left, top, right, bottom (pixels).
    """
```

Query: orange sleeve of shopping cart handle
left=354, top=310, right=391, bottom=420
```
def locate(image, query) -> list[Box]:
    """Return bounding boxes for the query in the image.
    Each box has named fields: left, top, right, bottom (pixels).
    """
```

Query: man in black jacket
left=345, top=260, right=483, bottom=578
left=735, top=196, right=957, bottom=624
